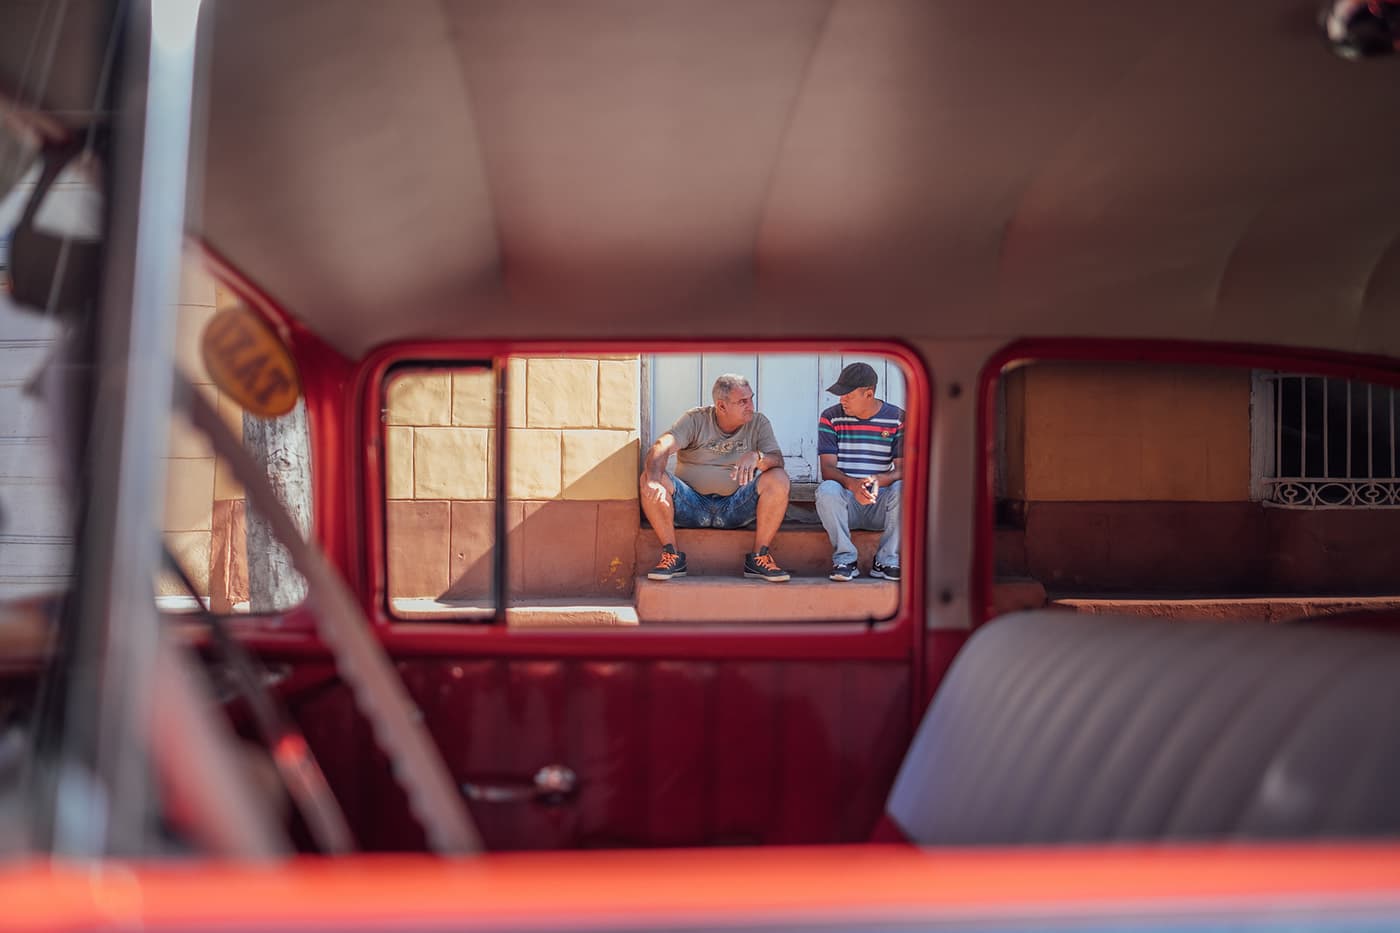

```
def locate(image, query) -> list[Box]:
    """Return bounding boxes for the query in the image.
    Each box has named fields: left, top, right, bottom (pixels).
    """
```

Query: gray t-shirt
left=668, top=406, right=781, bottom=496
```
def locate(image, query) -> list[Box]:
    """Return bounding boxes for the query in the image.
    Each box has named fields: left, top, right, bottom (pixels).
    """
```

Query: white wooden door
left=646, top=353, right=906, bottom=483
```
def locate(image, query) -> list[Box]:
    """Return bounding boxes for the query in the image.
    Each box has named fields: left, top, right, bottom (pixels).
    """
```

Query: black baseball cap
left=826, top=362, right=878, bottom=395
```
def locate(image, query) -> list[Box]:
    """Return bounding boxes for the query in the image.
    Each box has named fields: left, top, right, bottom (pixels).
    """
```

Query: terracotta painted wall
left=385, top=357, right=642, bottom=600
left=1004, top=361, right=1252, bottom=503
left=996, top=362, right=1400, bottom=595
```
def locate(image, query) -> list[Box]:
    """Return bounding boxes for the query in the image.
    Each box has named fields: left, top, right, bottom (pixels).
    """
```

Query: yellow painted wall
left=1009, top=361, right=1252, bottom=502
left=385, top=358, right=641, bottom=503
left=160, top=259, right=247, bottom=599
left=385, top=356, right=642, bottom=599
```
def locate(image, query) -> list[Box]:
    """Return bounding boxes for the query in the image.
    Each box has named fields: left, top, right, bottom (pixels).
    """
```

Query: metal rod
left=1300, top=377, right=1307, bottom=477
left=1346, top=380, right=1353, bottom=478
left=1323, top=378, right=1329, bottom=477
left=1275, top=376, right=1282, bottom=484
left=1368, top=384, right=1374, bottom=480
left=494, top=358, right=506, bottom=618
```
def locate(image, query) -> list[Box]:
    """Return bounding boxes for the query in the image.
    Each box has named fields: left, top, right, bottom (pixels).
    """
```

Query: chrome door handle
left=462, top=764, right=578, bottom=805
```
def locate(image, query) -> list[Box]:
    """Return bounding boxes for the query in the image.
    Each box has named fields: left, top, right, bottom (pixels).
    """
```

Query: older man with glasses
left=639, top=373, right=792, bottom=582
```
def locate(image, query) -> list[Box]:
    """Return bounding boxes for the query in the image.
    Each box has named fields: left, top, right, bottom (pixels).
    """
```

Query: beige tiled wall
left=159, top=256, right=246, bottom=601
left=157, top=256, right=217, bottom=596
left=387, top=357, right=642, bottom=600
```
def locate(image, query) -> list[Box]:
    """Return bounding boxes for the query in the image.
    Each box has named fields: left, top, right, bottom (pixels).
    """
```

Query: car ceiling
left=10, top=1, right=1400, bottom=360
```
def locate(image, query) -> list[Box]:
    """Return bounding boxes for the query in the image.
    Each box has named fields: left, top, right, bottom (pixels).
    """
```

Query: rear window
left=989, top=357, right=1400, bottom=622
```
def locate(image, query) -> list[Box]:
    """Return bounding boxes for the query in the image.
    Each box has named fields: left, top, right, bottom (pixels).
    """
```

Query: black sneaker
left=829, top=562, right=859, bottom=582
left=648, top=545, right=688, bottom=581
left=743, top=546, right=790, bottom=582
left=871, top=562, right=901, bottom=581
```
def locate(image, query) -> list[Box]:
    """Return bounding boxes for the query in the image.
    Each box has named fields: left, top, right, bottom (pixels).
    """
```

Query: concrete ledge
left=391, top=597, right=638, bottom=627
left=1051, top=595, right=1400, bottom=623
left=992, top=578, right=1047, bottom=615
left=635, top=575, right=898, bottom=623
left=637, top=524, right=886, bottom=578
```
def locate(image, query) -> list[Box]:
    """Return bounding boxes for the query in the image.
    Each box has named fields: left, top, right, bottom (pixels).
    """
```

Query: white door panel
left=648, top=353, right=907, bottom=484
left=757, top=355, right=820, bottom=481
left=649, top=354, right=702, bottom=438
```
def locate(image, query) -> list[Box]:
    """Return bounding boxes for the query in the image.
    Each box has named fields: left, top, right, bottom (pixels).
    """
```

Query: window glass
left=384, top=364, right=497, bottom=621
left=991, top=359, right=1400, bottom=621
left=384, top=351, right=914, bottom=626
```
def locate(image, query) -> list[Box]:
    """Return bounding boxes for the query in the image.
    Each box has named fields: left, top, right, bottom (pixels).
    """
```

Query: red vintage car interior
left=6, top=5, right=1400, bottom=930
left=288, top=657, right=910, bottom=850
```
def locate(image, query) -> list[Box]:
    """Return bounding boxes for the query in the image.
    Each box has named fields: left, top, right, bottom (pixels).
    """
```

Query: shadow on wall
left=428, top=453, right=645, bottom=601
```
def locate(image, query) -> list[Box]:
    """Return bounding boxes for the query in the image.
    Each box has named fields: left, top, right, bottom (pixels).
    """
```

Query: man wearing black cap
left=815, top=362, right=904, bottom=582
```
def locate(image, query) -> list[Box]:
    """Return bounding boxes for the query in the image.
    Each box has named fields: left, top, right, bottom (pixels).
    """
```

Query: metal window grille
left=1254, top=371, right=1400, bottom=508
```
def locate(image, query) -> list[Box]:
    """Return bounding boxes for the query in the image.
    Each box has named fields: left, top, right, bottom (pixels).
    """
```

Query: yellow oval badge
left=200, top=306, right=301, bottom=418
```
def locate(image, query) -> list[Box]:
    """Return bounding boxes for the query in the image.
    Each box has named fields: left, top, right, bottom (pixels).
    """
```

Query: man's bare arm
left=819, top=453, right=855, bottom=486
left=871, top=457, right=904, bottom=488
left=643, top=433, right=680, bottom=480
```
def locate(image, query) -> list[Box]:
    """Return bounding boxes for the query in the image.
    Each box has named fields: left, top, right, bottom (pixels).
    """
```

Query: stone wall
left=385, top=356, right=642, bottom=600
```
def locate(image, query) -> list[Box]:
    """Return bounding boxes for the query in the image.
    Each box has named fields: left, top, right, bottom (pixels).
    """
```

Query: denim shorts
left=671, top=473, right=761, bottom=529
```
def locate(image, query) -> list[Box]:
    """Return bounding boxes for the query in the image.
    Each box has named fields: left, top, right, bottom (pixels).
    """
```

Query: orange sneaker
left=647, top=545, right=688, bottom=581
left=743, top=546, right=790, bottom=582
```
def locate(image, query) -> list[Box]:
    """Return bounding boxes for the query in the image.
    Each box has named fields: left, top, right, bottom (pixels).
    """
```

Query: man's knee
left=815, top=479, right=843, bottom=504
left=757, top=466, right=790, bottom=496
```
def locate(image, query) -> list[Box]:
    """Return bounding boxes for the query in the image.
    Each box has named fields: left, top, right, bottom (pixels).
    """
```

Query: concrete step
left=637, top=524, right=888, bottom=578
left=391, top=597, right=638, bottom=627
left=639, top=524, right=1033, bottom=578
left=635, top=575, right=899, bottom=623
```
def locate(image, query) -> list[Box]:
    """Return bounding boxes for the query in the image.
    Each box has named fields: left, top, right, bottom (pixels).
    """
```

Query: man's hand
left=729, top=451, right=762, bottom=487
left=641, top=479, right=671, bottom=509
left=848, top=475, right=878, bottom=506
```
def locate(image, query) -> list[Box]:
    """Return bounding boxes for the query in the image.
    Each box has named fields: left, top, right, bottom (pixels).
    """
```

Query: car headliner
left=7, top=1, right=1400, bottom=360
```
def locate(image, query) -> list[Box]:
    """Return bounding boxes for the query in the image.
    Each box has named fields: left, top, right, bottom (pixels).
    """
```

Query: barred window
left=1253, top=372, right=1400, bottom=508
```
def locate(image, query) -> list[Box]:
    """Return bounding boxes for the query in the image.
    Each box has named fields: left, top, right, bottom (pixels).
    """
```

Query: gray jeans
left=814, top=479, right=901, bottom=567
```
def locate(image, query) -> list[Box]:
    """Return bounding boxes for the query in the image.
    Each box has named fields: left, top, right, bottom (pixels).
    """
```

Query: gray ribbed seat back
left=887, top=612, right=1400, bottom=845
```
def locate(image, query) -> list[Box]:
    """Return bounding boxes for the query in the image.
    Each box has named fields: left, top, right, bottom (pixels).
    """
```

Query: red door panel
left=286, top=657, right=911, bottom=851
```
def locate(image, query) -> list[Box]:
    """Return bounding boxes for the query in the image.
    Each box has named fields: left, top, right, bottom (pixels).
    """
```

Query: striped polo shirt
left=818, top=401, right=905, bottom=477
